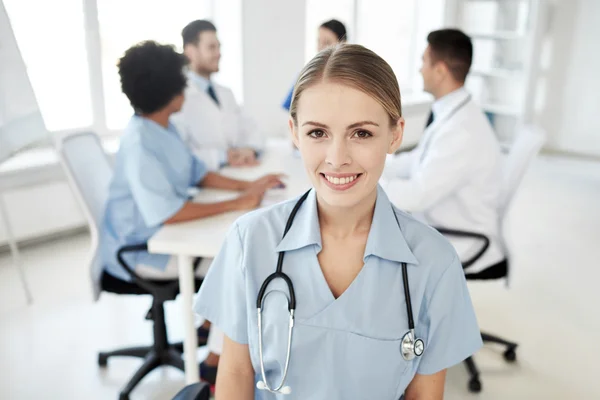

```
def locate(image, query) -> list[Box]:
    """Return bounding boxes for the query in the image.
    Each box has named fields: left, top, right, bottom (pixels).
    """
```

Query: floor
left=1, top=154, right=600, bottom=400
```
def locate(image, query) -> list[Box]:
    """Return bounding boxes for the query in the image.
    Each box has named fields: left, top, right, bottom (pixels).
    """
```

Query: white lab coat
left=171, top=73, right=264, bottom=171
left=381, top=88, right=504, bottom=273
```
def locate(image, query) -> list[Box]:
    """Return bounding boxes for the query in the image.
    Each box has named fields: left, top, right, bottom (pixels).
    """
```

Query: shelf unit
left=444, top=0, right=548, bottom=143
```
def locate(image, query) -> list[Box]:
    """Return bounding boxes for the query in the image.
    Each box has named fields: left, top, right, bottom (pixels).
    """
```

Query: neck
left=433, top=81, right=463, bottom=100
left=193, top=68, right=211, bottom=80
left=142, top=109, right=171, bottom=128
left=317, top=188, right=377, bottom=238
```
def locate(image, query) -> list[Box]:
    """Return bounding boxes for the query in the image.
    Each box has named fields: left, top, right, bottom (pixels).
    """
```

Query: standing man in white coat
left=173, top=20, right=264, bottom=171
left=381, top=29, right=504, bottom=272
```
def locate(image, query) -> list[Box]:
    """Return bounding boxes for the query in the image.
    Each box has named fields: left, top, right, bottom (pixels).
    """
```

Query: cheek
left=352, top=141, right=387, bottom=174
left=299, top=141, right=324, bottom=169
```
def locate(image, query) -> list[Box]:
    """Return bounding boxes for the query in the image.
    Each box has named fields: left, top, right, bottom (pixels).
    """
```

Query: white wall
left=241, top=0, right=306, bottom=138
left=538, top=0, right=600, bottom=157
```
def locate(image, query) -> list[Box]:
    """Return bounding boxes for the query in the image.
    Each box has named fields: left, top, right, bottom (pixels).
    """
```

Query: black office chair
left=435, top=228, right=517, bottom=393
left=433, top=124, right=547, bottom=392
left=172, top=382, right=211, bottom=400
left=97, top=244, right=204, bottom=400
left=59, top=132, right=205, bottom=399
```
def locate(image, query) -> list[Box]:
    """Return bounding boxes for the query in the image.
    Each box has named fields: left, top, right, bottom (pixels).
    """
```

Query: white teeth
left=324, top=175, right=358, bottom=185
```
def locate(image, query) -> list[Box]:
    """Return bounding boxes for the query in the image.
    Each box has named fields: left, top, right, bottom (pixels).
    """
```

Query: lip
left=320, top=173, right=362, bottom=191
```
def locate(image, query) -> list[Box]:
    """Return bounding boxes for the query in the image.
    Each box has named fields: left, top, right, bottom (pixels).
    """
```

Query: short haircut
left=182, top=20, right=217, bottom=47
left=427, top=29, right=473, bottom=83
left=320, top=19, right=347, bottom=42
left=118, top=41, right=187, bottom=114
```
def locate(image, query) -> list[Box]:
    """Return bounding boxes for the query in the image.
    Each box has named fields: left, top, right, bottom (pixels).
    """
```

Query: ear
left=388, top=117, right=405, bottom=154
left=434, top=61, right=449, bottom=81
left=183, top=44, right=194, bottom=60
left=289, top=118, right=300, bottom=148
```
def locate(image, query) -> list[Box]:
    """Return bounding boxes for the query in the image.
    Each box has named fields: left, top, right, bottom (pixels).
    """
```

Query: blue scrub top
left=194, top=185, right=482, bottom=399
left=99, top=115, right=208, bottom=281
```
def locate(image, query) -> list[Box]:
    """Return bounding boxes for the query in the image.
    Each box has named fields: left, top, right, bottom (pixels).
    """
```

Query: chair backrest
left=58, top=132, right=113, bottom=300
left=499, top=124, right=546, bottom=218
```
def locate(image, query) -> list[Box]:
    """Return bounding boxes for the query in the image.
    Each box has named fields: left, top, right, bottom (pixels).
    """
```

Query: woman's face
left=290, top=82, right=404, bottom=210
left=317, top=27, right=340, bottom=52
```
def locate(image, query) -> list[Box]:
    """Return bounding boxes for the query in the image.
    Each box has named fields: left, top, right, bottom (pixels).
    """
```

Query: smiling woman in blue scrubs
left=195, top=44, right=482, bottom=399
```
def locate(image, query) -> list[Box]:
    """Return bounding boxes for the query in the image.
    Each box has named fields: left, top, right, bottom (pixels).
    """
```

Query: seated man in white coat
left=173, top=20, right=264, bottom=171
left=381, top=29, right=504, bottom=272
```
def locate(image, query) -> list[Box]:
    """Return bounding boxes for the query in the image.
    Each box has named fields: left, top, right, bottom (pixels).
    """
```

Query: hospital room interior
left=1, top=0, right=599, bottom=399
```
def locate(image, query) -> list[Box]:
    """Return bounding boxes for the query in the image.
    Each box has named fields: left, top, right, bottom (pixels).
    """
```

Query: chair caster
left=504, top=347, right=517, bottom=362
left=119, top=393, right=129, bottom=400
left=98, top=353, right=108, bottom=367
left=468, top=377, right=482, bottom=393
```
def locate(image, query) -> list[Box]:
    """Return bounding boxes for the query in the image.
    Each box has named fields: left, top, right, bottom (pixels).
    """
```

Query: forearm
left=199, top=172, right=250, bottom=191
left=164, top=200, right=240, bottom=224
left=215, top=368, right=255, bottom=400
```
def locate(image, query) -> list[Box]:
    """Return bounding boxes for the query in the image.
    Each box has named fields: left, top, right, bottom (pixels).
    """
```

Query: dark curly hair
left=118, top=41, right=187, bottom=114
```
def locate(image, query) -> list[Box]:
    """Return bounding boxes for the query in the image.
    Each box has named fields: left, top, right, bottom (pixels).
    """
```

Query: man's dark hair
left=118, top=41, right=187, bottom=114
left=182, top=20, right=217, bottom=47
left=427, top=29, right=473, bottom=83
left=320, top=19, right=347, bottom=42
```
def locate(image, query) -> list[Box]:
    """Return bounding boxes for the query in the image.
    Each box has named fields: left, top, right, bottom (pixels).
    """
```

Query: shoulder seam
left=425, top=253, right=460, bottom=311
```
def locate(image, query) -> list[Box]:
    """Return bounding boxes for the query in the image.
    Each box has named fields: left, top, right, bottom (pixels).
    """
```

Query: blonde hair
left=290, top=44, right=402, bottom=126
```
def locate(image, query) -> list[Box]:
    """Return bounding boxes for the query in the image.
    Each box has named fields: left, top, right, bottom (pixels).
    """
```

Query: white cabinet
left=445, top=0, right=548, bottom=143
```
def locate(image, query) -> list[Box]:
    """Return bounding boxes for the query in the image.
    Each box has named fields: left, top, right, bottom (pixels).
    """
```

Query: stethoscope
left=255, top=190, right=424, bottom=395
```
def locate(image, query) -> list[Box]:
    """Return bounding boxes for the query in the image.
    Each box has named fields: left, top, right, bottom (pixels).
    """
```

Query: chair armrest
left=116, top=243, right=176, bottom=294
left=432, top=227, right=490, bottom=269
left=172, top=382, right=211, bottom=400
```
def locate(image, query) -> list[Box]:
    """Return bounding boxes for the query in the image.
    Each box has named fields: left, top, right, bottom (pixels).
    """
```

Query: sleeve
left=170, top=110, right=224, bottom=171
left=123, top=146, right=186, bottom=227
left=232, top=91, right=265, bottom=152
left=417, top=254, right=483, bottom=375
left=190, top=155, right=209, bottom=186
left=282, top=85, right=294, bottom=111
left=193, top=222, right=249, bottom=344
left=380, top=128, right=472, bottom=212
left=381, top=150, right=417, bottom=180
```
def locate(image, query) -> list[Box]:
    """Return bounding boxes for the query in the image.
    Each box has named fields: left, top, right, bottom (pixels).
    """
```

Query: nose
left=325, top=137, right=351, bottom=168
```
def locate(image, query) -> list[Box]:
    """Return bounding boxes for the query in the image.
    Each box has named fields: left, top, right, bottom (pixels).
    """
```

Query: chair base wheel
left=119, top=393, right=129, bottom=400
left=504, top=347, right=517, bottom=362
left=468, top=377, right=482, bottom=393
left=98, top=353, right=108, bottom=367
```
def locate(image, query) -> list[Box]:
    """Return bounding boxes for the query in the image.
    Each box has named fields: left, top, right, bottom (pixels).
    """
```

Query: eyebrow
left=302, top=120, right=380, bottom=129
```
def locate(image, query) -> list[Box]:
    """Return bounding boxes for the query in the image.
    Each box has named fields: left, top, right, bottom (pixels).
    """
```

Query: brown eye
left=308, top=130, right=326, bottom=138
left=353, top=130, right=372, bottom=139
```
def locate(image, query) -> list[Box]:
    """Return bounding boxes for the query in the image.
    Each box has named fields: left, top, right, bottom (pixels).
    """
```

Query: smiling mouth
left=321, top=173, right=362, bottom=187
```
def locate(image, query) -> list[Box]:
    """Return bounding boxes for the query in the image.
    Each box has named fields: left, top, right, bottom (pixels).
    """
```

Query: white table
left=148, top=139, right=310, bottom=384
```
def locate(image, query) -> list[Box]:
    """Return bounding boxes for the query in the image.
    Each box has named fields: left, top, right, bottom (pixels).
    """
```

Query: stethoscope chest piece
left=401, top=329, right=425, bottom=361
